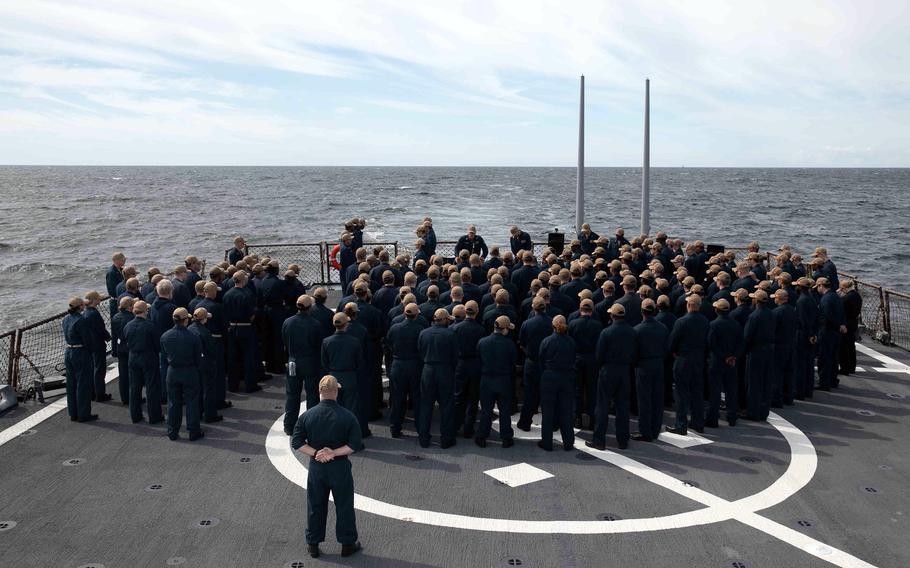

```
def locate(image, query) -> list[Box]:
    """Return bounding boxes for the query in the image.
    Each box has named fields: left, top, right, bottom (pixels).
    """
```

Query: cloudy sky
left=0, top=1, right=907, bottom=166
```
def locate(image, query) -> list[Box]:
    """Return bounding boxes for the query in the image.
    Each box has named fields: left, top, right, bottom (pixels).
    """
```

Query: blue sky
left=0, top=0, right=907, bottom=166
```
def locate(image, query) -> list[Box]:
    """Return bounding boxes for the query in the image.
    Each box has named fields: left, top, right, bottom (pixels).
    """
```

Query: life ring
left=330, top=244, right=342, bottom=270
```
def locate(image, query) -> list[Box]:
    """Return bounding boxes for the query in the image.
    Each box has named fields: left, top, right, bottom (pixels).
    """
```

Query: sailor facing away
left=771, top=289, right=797, bottom=407
left=538, top=315, right=577, bottom=452
left=159, top=308, right=204, bottom=441
left=189, top=308, right=222, bottom=424
left=83, top=290, right=112, bottom=402
left=417, top=308, right=460, bottom=448
left=474, top=315, right=518, bottom=448
left=111, top=296, right=135, bottom=405
left=517, top=297, right=552, bottom=431
left=706, top=299, right=742, bottom=427
left=282, top=295, right=326, bottom=435
left=568, top=298, right=602, bottom=428
left=633, top=299, right=669, bottom=441
left=452, top=302, right=485, bottom=438
left=291, top=375, right=363, bottom=559
left=385, top=303, right=424, bottom=438
left=63, top=297, right=97, bottom=423
left=794, top=277, right=819, bottom=400
left=742, top=289, right=776, bottom=421
left=320, top=312, right=364, bottom=419
left=588, top=303, right=636, bottom=450
left=123, top=301, right=163, bottom=424
left=666, top=294, right=709, bottom=435
left=815, top=277, right=847, bottom=391
left=222, top=271, right=260, bottom=394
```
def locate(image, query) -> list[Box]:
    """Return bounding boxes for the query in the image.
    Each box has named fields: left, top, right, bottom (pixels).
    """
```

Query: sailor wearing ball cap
left=63, top=296, right=97, bottom=422
left=794, top=277, right=819, bottom=399
left=417, top=308, right=460, bottom=448
left=160, top=307, right=204, bottom=441
left=321, top=312, right=365, bottom=418
left=111, top=296, right=135, bottom=405
left=665, top=294, right=710, bottom=436
left=189, top=307, right=222, bottom=424
left=517, top=296, right=552, bottom=431
left=706, top=298, right=742, bottom=427
left=281, top=295, right=323, bottom=433
left=537, top=315, right=576, bottom=451
left=588, top=303, right=636, bottom=451
left=385, top=303, right=424, bottom=438
left=456, top=224, right=489, bottom=258
left=742, top=289, right=776, bottom=421
left=771, top=289, right=797, bottom=407
left=474, top=315, right=519, bottom=448
left=568, top=298, right=602, bottom=428
left=815, top=276, right=847, bottom=390
left=632, top=298, right=669, bottom=441
left=123, top=300, right=163, bottom=425
left=813, top=247, right=839, bottom=290
left=452, top=301, right=485, bottom=438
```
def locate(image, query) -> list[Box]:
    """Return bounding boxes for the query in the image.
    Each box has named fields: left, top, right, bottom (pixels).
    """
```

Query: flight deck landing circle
left=265, top=411, right=818, bottom=534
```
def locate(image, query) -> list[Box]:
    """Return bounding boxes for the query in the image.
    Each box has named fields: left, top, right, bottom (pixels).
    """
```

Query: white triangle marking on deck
left=657, top=430, right=713, bottom=449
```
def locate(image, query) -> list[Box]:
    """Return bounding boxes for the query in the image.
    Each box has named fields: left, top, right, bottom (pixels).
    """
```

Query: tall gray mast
left=640, top=78, right=650, bottom=237
left=575, top=75, right=585, bottom=233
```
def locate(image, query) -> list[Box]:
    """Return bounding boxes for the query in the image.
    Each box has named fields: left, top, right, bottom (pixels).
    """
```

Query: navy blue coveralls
left=83, top=305, right=110, bottom=400
left=475, top=332, right=518, bottom=442
left=258, top=270, right=288, bottom=374
left=123, top=316, right=162, bottom=423
left=199, top=297, right=228, bottom=407
left=160, top=325, right=203, bottom=438
left=817, top=289, right=846, bottom=390
left=539, top=332, right=577, bottom=450
left=668, top=311, right=709, bottom=432
left=222, top=286, right=258, bottom=393
left=707, top=312, right=742, bottom=425
left=63, top=311, right=94, bottom=421
left=772, top=302, right=797, bottom=406
left=795, top=291, right=819, bottom=399
left=743, top=303, right=776, bottom=420
left=291, top=400, right=363, bottom=547
left=189, top=321, right=219, bottom=422
left=417, top=323, right=460, bottom=447
left=517, top=313, right=552, bottom=430
left=386, top=318, right=423, bottom=436
left=111, top=307, right=134, bottom=404
left=452, top=317, right=486, bottom=436
left=593, top=319, right=636, bottom=446
left=150, top=297, right=176, bottom=403
left=510, top=231, right=533, bottom=255
left=321, top=331, right=364, bottom=417
left=634, top=317, right=669, bottom=440
left=106, top=264, right=123, bottom=337
left=282, top=311, right=326, bottom=433
left=568, top=314, right=603, bottom=421
left=455, top=234, right=489, bottom=258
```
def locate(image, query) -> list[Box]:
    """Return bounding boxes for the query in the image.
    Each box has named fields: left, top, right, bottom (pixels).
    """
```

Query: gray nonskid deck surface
left=0, top=342, right=908, bottom=568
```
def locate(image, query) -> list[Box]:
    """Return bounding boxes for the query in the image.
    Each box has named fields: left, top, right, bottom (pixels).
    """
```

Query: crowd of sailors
left=62, top=219, right=863, bottom=450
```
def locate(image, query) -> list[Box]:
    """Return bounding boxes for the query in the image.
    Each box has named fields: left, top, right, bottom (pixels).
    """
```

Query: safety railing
left=5, top=297, right=112, bottom=398
left=885, top=289, right=910, bottom=350
left=1, top=329, right=14, bottom=386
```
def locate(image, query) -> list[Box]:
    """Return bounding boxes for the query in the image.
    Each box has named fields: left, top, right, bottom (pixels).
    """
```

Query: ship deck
left=1, top=334, right=909, bottom=568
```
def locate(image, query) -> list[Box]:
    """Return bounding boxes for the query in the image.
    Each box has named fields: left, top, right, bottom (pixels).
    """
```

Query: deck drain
left=76, top=564, right=105, bottom=568
left=284, top=562, right=306, bottom=568
left=0, top=521, right=17, bottom=532
left=145, top=484, right=164, bottom=492
left=856, top=409, right=876, bottom=417
left=727, top=561, right=751, bottom=568
left=681, top=480, right=700, bottom=488
left=575, top=452, right=596, bottom=461
left=886, top=393, right=905, bottom=399
left=597, top=513, right=622, bottom=521
left=739, top=456, right=762, bottom=464
left=166, top=557, right=187, bottom=566
left=63, top=458, right=86, bottom=466
left=501, top=558, right=525, bottom=567
left=18, top=429, right=37, bottom=437
left=861, top=486, right=880, bottom=494
left=795, top=519, right=814, bottom=528
left=240, top=457, right=252, bottom=463
left=192, top=517, right=221, bottom=528
left=404, top=454, right=423, bottom=461
left=878, top=464, right=893, bottom=470
left=274, top=405, right=283, bottom=410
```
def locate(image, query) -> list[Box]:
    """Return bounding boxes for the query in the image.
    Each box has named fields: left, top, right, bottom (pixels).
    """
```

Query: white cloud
left=0, top=0, right=907, bottom=165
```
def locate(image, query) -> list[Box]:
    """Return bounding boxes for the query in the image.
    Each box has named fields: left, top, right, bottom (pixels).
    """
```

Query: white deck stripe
left=0, top=365, right=118, bottom=448
left=855, top=343, right=909, bottom=370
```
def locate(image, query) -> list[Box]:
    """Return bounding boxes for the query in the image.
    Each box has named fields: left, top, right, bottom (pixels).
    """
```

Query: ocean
left=0, top=166, right=907, bottom=330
